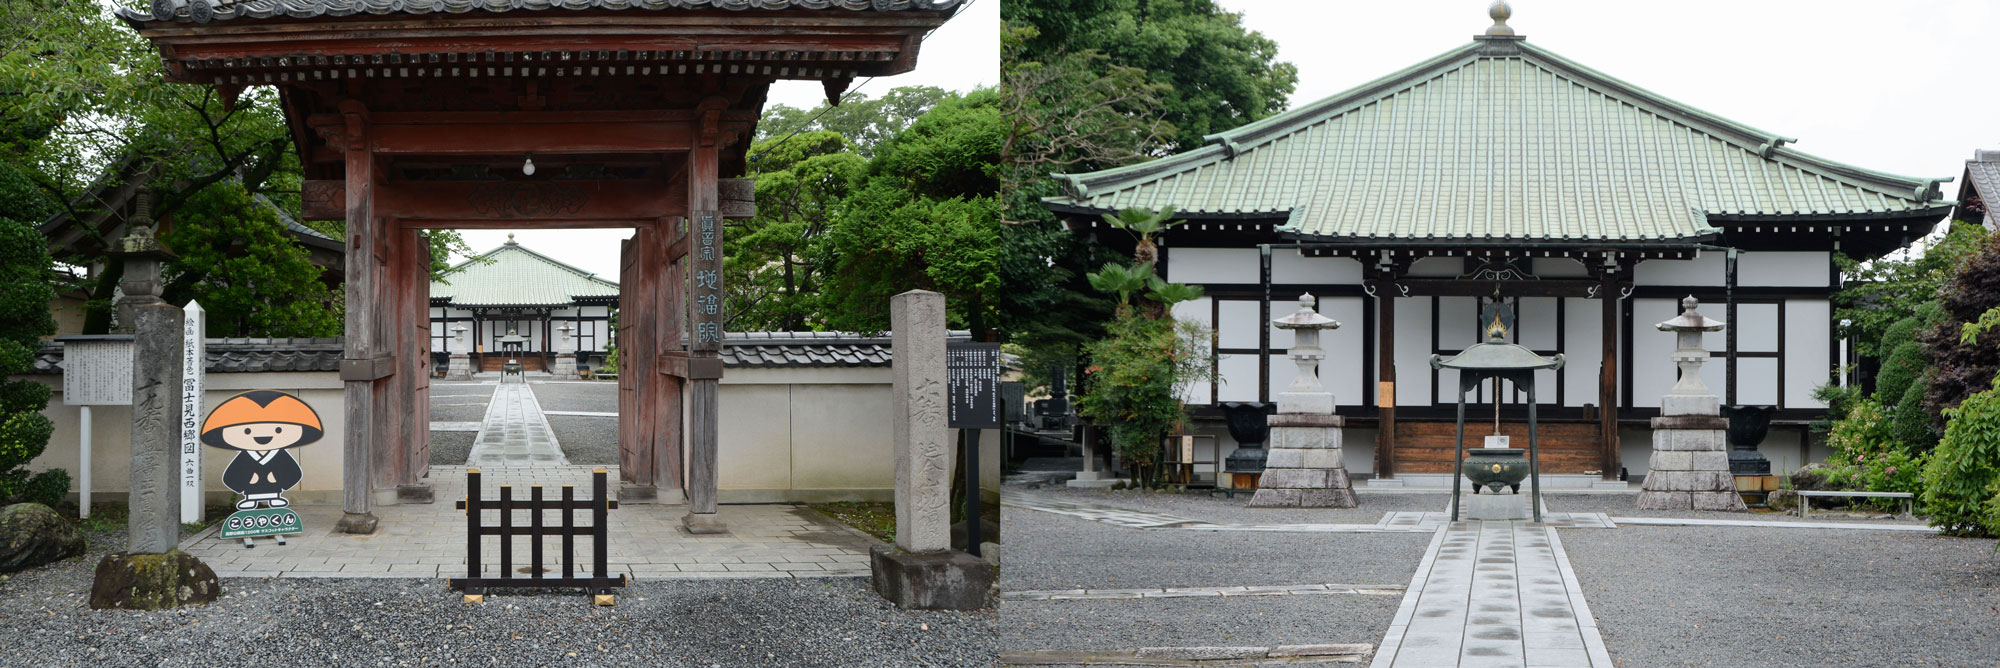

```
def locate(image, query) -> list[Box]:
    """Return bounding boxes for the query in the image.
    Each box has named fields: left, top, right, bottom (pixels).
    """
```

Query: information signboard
left=59, top=337, right=134, bottom=406
left=947, top=342, right=1002, bottom=429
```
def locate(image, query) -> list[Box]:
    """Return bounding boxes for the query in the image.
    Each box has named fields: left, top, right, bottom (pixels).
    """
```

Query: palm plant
left=1100, top=206, right=1186, bottom=267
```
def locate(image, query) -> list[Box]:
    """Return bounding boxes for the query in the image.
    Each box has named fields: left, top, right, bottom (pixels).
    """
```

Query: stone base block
left=1661, top=394, right=1719, bottom=417
left=681, top=512, right=728, bottom=535
left=1363, top=477, right=1406, bottom=488
left=1271, top=426, right=1341, bottom=450
left=1636, top=490, right=1746, bottom=511
left=1275, top=391, right=1334, bottom=415
left=552, top=354, right=577, bottom=378
left=1458, top=493, right=1531, bottom=521
left=869, top=544, right=995, bottom=611
left=89, top=550, right=220, bottom=610
left=1642, top=470, right=1734, bottom=492
left=1653, top=428, right=1727, bottom=452
left=1265, top=447, right=1347, bottom=469
left=396, top=485, right=434, bottom=504
left=1247, top=468, right=1357, bottom=508
left=446, top=355, right=473, bottom=381
left=334, top=512, right=377, bottom=534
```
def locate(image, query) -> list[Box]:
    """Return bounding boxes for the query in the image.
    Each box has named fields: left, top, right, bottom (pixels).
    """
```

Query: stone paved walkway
left=466, top=381, right=566, bottom=467
left=1370, top=521, right=1612, bottom=668
left=1003, top=491, right=1614, bottom=533
left=180, top=465, right=876, bottom=580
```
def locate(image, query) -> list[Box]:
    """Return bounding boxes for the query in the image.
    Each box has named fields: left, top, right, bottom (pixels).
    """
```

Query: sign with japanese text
left=59, top=338, right=133, bottom=406
left=202, top=390, right=323, bottom=541
left=181, top=302, right=205, bottom=524
left=690, top=211, right=724, bottom=352
left=947, top=342, right=1003, bottom=429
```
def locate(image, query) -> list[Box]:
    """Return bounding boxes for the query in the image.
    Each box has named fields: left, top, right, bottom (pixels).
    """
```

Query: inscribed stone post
left=116, top=228, right=183, bottom=554
left=891, top=290, right=951, bottom=553
left=1636, top=296, right=1746, bottom=511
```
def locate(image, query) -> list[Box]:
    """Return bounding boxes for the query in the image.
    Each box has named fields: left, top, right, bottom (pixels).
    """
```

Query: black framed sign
left=947, top=342, right=1003, bottom=429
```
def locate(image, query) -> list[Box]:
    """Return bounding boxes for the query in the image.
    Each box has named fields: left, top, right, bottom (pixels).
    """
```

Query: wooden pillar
left=654, top=218, right=685, bottom=493
left=621, top=228, right=660, bottom=497
left=1598, top=270, right=1621, bottom=481
left=401, top=227, right=431, bottom=498
left=1375, top=283, right=1397, bottom=481
left=682, top=96, right=727, bottom=534
left=617, top=238, right=641, bottom=489
left=335, top=102, right=379, bottom=534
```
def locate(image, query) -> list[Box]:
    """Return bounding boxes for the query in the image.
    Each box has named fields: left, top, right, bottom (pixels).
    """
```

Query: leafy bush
left=1076, top=311, right=1211, bottom=487
left=1875, top=340, right=1925, bottom=409
left=0, top=218, right=64, bottom=507
left=1820, top=397, right=1929, bottom=510
left=1921, top=385, right=2000, bottom=536
left=1923, top=235, right=2000, bottom=418
left=1889, top=375, right=1938, bottom=450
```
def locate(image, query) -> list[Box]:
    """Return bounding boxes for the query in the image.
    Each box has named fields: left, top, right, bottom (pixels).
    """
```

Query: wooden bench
left=1796, top=490, right=1914, bottom=517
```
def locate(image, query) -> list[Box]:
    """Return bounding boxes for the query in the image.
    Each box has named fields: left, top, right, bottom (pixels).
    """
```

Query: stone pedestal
left=1458, top=493, right=1530, bottom=520
left=446, top=354, right=472, bottom=380
left=1066, top=426, right=1123, bottom=488
left=869, top=544, right=995, bottom=611
left=551, top=353, right=577, bottom=378
left=1636, top=416, right=1745, bottom=511
left=1249, top=414, right=1356, bottom=507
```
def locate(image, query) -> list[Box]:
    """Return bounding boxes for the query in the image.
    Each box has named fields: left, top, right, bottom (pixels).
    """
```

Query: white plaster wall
left=1271, top=252, right=1363, bottom=284
left=1392, top=297, right=1433, bottom=407
left=1217, top=300, right=1261, bottom=349
left=1531, top=257, right=1591, bottom=278
left=1407, top=257, right=1464, bottom=278
left=1321, top=296, right=1366, bottom=406
left=1216, top=354, right=1260, bottom=402
left=1562, top=298, right=1603, bottom=408
left=1633, top=253, right=1725, bottom=286
left=1784, top=299, right=1833, bottom=408
left=1738, top=251, right=1829, bottom=288
left=1166, top=247, right=1260, bottom=284
left=1173, top=297, right=1214, bottom=404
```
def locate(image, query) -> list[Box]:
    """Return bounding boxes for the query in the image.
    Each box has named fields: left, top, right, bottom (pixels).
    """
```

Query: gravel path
left=428, top=431, right=476, bottom=467
left=1001, top=594, right=1398, bottom=652
left=1003, top=504, right=1430, bottom=592
left=1013, top=484, right=1449, bottom=526
left=429, top=383, right=497, bottom=423
left=0, top=529, right=994, bottom=668
left=1562, top=525, right=2000, bottom=666
left=532, top=382, right=618, bottom=413
left=1545, top=493, right=1924, bottom=525
left=547, top=416, right=619, bottom=466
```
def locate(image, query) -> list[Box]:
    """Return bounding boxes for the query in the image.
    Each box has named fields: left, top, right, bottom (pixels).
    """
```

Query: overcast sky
left=1221, top=0, right=1996, bottom=193
left=449, top=0, right=998, bottom=278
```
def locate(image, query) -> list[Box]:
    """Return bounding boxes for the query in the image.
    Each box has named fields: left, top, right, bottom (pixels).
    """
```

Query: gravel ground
left=532, top=382, right=618, bottom=413
left=1015, top=484, right=1449, bottom=526
left=429, top=382, right=497, bottom=423
left=428, top=431, right=477, bottom=467
left=1545, top=493, right=1924, bottom=525
left=1001, top=594, right=1398, bottom=652
left=0, top=528, right=994, bottom=668
left=1004, top=505, right=1429, bottom=592
left=1562, top=525, right=2000, bottom=667
left=547, top=416, right=619, bottom=466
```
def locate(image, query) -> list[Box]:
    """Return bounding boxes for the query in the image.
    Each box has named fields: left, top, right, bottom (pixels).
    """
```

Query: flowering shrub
left=1821, top=398, right=1928, bottom=511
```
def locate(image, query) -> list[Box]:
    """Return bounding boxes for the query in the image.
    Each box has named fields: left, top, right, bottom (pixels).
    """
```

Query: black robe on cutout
left=222, top=450, right=303, bottom=497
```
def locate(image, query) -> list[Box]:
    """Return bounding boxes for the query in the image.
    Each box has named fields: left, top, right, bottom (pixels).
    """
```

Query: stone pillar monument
left=871, top=289, right=993, bottom=610
left=89, top=202, right=220, bottom=609
left=1636, top=296, right=1746, bottom=511
left=552, top=323, right=578, bottom=378
left=446, top=324, right=472, bottom=380
left=1250, top=294, right=1357, bottom=508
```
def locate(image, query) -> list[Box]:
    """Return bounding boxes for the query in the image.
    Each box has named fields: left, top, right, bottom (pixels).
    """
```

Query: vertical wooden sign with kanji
left=690, top=211, right=723, bottom=352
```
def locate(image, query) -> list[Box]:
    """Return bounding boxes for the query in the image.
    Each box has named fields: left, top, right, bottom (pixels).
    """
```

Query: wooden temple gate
left=121, top=0, right=959, bottom=533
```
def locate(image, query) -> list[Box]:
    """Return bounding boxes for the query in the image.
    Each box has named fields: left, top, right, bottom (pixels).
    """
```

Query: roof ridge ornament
left=1484, top=1, right=1515, bottom=37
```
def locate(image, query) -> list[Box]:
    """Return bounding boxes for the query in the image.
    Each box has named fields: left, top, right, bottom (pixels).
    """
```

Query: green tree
left=161, top=182, right=342, bottom=337
left=726, top=131, right=867, bottom=331
left=0, top=217, right=67, bottom=507
left=818, top=90, right=1005, bottom=332
left=1004, top=0, right=1297, bottom=152
left=755, top=86, right=952, bottom=159
left=1833, top=222, right=1989, bottom=359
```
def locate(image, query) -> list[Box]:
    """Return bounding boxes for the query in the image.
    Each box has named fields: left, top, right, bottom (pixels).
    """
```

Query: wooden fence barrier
left=451, top=467, right=626, bottom=605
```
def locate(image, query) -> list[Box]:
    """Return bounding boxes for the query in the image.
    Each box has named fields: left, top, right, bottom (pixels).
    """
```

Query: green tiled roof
left=431, top=239, right=618, bottom=307
left=1049, top=38, right=1952, bottom=245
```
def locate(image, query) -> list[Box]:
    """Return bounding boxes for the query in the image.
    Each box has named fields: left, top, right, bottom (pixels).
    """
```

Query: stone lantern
left=1636, top=296, right=1746, bottom=511
left=552, top=322, right=579, bottom=378
left=1248, top=294, right=1357, bottom=508
left=446, top=324, right=473, bottom=380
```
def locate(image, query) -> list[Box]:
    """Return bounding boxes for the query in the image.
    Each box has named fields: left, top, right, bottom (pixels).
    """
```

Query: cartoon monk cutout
left=200, top=390, right=321, bottom=510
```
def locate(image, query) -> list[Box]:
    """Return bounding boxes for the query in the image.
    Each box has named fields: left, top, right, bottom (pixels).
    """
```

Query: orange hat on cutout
left=200, top=390, right=324, bottom=448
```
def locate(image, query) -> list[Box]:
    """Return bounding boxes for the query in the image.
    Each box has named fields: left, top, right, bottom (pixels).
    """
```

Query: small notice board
left=947, top=342, right=1002, bottom=429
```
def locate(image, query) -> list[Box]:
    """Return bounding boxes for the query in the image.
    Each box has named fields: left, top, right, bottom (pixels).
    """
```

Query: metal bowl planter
left=1219, top=402, right=1275, bottom=479
left=1463, top=448, right=1530, bottom=494
left=1722, top=405, right=1776, bottom=476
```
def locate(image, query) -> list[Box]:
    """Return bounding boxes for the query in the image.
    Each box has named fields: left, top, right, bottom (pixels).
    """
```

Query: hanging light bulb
left=522, top=154, right=536, bottom=176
